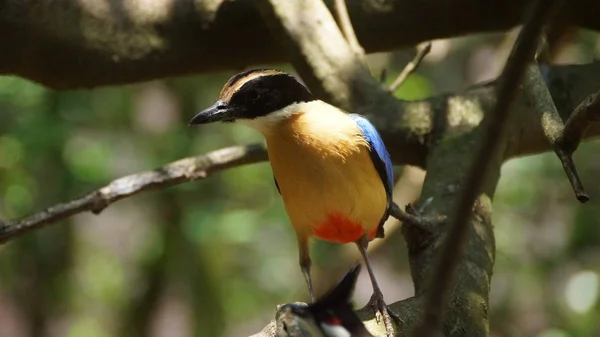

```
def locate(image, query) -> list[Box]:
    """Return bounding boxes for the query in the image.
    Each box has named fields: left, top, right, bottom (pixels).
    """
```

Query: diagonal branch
left=0, top=144, right=267, bottom=244
left=561, top=89, right=600, bottom=154
left=523, top=62, right=589, bottom=202
left=254, top=0, right=399, bottom=116
left=333, top=0, right=365, bottom=60
left=388, top=42, right=432, bottom=93
left=413, top=1, right=564, bottom=336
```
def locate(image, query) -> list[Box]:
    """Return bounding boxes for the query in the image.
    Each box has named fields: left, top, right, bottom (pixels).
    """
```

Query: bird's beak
left=188, top=100, right=233, bottom=125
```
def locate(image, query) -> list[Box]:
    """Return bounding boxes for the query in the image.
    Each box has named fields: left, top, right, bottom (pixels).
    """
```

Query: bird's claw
left=366, top=291, right=402, bottom=337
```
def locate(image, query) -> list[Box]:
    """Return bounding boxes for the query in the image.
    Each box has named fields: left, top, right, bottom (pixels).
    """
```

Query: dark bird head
left=276, top=265, right=373, bottom=337
left=188, top=68, right=314, bottom=125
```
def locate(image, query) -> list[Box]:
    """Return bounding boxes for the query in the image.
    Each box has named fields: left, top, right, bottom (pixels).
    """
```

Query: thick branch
left=2, top=0, right=600, bottom=89
left=254, top=0, right=396, bottom=114
left=333, top=0, right=365, bottom=60
left=415, top=1, right=562, bottom=335
left=0, top=144, right=266, bottom=243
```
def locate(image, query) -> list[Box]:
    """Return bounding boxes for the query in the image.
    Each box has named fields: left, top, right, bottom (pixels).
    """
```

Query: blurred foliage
left=0, top=29, right=600, bottom=337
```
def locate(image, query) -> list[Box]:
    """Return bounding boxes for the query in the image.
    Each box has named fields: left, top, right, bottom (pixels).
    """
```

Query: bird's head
left=275, top=265, right=373, bottom=337
left=189, top=69, right=314, bottom=131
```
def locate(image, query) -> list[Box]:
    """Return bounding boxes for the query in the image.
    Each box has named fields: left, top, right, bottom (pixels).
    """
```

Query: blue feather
left=349, top=114, right=394, bottom=199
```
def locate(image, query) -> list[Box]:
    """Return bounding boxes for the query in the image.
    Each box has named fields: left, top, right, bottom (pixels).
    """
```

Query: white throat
left=320, top=323, right=351, bottom=337
left=239, top=101, right=316, bottom=134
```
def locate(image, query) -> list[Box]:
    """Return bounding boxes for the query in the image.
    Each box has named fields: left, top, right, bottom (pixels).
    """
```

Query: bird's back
left=264, top=101, right=388, bottom=244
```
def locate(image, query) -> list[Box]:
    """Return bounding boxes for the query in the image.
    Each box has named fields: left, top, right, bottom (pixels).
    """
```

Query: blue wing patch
left=350, top=114, right=394, bottom=237
left=349, top=114, right=394, bottom=199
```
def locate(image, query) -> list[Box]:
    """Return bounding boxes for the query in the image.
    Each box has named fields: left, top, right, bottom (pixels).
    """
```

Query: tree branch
left=333, top=0, right=364, bottom=60
left=254, top=0, right=394, bottom=114
left=2, top=0, right=600, bottom=89
left=0, top=144, right=266, bottom=243
left=561, top=89, right=600, bottom=154
left=388, top=42, right=432, bottom=93
left=523, top=62, right=589, bottom=202
left=414, top=1, right=564, bottom=336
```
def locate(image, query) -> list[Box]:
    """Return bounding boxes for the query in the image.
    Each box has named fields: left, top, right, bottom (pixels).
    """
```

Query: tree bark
left=1, top=0, right=600, bottom=89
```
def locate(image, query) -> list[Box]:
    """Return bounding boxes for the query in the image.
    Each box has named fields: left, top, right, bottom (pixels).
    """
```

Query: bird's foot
left=365, top=290, right=402, bottom=337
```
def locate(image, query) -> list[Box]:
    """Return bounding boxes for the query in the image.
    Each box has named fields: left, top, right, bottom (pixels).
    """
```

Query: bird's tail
left=275, top=264, right=373, bottom=337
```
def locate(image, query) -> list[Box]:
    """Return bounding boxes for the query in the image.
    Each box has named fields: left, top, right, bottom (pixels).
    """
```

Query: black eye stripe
left=227, top=73, right=315, bottom=120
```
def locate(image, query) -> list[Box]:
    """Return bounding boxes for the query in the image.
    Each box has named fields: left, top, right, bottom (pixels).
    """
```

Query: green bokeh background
left=1, top=30, right=599, bottom=337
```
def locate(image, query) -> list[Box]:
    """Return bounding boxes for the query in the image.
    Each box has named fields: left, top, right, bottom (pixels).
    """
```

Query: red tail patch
left=314, top=213, right=378, bottom=243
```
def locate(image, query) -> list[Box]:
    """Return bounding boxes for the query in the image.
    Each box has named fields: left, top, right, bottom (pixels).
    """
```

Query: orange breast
left=314, top=212, right=379, bottom=244
left=263, top=102, right=388, bottom=245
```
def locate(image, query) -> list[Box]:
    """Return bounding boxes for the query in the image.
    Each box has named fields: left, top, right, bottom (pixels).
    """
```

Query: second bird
left=189, top=69, right=399, bottom=335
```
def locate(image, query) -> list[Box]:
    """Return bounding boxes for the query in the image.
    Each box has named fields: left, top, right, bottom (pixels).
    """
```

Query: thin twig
left=333, top=0, right=365, bottom=57
left=389, top=42, right=432, bottom=93
left=561, top=90, right=600, bottom=154
left=523, top=63, right=589, bottom=202
left=0, top=144, right=267, bottom=243
left=413, top=1, right=564, bottom=336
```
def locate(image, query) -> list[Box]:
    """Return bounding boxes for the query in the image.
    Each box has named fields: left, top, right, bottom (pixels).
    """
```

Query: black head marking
left=307, top=265, right=372, bottom=336
left=190, top=69, right=315, bottom=126
left=221, top=70, right=315, bottom=120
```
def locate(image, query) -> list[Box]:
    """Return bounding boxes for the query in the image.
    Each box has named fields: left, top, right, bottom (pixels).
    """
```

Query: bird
left=276, top=264, right=373, bottom=337
left=189, top=68, right=399, bottom=335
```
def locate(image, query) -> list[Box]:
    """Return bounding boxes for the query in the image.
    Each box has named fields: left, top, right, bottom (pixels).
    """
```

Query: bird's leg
left=355, top=235, right=402, bottom=337
left=298, top=235, right=316, bottom=303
